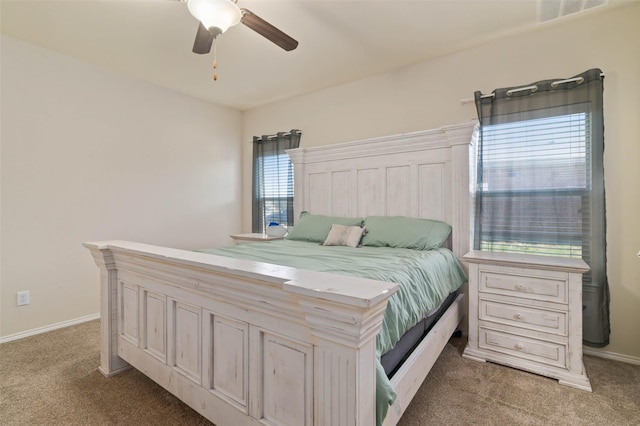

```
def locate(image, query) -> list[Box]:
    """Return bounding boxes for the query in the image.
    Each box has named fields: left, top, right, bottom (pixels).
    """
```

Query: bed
left=84, top=122, right=475, bottom=425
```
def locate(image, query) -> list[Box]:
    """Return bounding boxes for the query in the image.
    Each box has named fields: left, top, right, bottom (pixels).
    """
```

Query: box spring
left=381, top=291, right=459, bottom=377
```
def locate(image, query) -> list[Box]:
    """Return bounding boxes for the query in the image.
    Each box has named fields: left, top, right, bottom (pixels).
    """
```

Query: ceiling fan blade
left=240, top=9, right=298, bottom=51
left=192, top=22, right=214, bottom=54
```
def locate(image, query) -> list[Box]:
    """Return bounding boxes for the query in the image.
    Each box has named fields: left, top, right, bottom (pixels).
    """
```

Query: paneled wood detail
left=261, top=333, right=312, bottom=426
left=299, top=161, right=449, bottom=222
left=210, top=314, right=248, bottom=409
left=331, top=170, right=352, bottom=217
left=143, top=290, right=166, bottom=362
left=418, top=163, right=446, bottom=221
left=385, top=166, right=410, bottom=216
left=120, top=282, right=138, bottom=345
left=171, top=300, right=202, bottom=384
left=308, top=173, right=327, bottom=215
left=289, top=122, right=476, bottom=261
left=356, top=168, right=380, bottom=217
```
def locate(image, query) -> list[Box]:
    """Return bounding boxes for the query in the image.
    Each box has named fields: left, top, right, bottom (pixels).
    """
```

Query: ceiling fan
left=185, top=0, right=298, bottom=54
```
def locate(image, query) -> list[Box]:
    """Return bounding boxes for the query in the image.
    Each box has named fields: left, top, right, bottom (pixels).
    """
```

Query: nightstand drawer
left=479, top=327, right=567, bottom=369
left=480, top=271, right=567, bottom=303
left=480, top=299, right=567, bottom=335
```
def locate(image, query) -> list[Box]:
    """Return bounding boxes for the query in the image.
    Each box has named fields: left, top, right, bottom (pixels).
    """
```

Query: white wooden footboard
left=85, top=241, right=398, bottom=426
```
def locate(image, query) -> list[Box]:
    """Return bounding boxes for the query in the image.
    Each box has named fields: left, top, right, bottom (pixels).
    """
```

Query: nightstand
left=462, top=250, right=591, bottom=391
left=230, top=233, right=285, bottom=245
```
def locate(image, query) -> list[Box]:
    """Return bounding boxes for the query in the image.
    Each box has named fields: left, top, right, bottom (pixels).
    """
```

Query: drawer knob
left=515, top=313, right=524, bottom=320
left=515, top=343, right=525, bottom=350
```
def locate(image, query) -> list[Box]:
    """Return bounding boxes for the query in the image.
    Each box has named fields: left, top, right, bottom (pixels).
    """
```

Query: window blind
left=476, top=111, right=591, bottom=262
left=252, top=130, right=301, bottom=233
left=255, top=153, right=295, bottom=229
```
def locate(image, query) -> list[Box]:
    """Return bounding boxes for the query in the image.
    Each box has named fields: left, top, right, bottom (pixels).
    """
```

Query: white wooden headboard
left=287, top=122, right=476, bottom=260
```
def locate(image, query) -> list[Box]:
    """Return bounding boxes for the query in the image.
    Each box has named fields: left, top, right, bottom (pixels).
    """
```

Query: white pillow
left=322, top=224, right=366, bottom=248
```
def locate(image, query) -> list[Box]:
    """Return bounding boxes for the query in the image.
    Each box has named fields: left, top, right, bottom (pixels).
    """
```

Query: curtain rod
left=460, top=73, right=605, bottom=105
left=254, top=129, right=301, bottom=142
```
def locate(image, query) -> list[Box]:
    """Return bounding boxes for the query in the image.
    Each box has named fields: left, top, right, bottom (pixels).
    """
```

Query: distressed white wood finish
left=211, top=314, right=248, bottom=408
left=86, top=241, right=398, bottom=426
left=85, top=122, right=476, bottom=425
left=287, top=122, right=475, bottom=260
left=463, top=250, right=592, bottom=391
left=86, top=247, right=131, bottom=377
left=229, top=233, right=285, bottom=244
left=171, top=300, right=202, bottom=384
left=261, top=333, right=313, bottom=425
left=143, top=290, right=166, bottom=362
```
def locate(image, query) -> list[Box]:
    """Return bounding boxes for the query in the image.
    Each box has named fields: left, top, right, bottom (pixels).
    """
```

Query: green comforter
left=198, top=240, right=466, bottom=424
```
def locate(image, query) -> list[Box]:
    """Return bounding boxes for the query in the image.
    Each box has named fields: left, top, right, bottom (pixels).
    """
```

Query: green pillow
left=361, top=216, right=451, bottom=250
left=286, top=212, right=364, bottom=243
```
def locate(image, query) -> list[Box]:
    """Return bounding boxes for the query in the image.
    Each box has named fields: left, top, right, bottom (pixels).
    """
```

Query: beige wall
left=243, top=4, right=640, bottom=360
left=0, top=36, right=243, bottom=338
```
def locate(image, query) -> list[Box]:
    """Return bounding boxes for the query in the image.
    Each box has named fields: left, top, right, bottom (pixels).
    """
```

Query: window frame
left=251, top=131, right=300, bottom=234
left=473, top=106, right=592, bottom=260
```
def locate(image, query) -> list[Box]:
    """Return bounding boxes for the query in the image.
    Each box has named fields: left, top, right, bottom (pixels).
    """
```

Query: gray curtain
left=252, top=130, right=301, bottom=233
left=474, top=68, right=609, bottom=347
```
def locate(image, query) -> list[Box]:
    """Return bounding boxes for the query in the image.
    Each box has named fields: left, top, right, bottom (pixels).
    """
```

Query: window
left=252, top=130, right=301, bottom=233
left=474, top=108, right=589, bottom=259
left=473, top=69, right=608, bottom=346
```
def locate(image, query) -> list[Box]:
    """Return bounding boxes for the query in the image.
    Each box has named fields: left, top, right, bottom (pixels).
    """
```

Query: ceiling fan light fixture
left=187, top=0, right=242, bottom=34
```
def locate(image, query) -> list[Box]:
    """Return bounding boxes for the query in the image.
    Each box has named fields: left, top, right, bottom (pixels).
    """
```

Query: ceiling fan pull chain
left=212, top=38, right=218, bottom=81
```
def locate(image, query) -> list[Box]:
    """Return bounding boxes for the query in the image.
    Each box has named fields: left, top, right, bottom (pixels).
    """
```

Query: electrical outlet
left=17, top=291, right=29, bottom=306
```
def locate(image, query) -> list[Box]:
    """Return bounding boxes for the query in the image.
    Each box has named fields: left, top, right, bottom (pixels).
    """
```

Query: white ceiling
left=0, top=0, right=625, bottom=110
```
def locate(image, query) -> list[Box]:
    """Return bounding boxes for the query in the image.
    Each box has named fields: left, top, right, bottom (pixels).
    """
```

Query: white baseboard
left=0, top=313, right=100, bottom=344
left=584, top=347, right=640, bottom=366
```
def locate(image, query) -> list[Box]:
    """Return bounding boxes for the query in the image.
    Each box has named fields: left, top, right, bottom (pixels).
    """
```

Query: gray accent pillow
left=322, top=224, right=366, bottom=248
